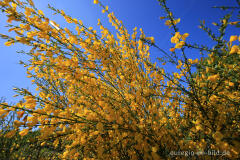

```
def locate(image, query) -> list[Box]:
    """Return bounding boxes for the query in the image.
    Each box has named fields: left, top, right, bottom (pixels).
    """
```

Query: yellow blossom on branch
left=230, top=35, right=238, bottom=42
left=19, top=129, right=29, bottom=137
left=175, top=41, right=185, bottom=49
left=165, top=18, right=180, bottom=27
left=208, top=74, right=219, bottom=82
left=229, top=45, right=239, bottom=54
left=94, top=0, right=99, bottom=4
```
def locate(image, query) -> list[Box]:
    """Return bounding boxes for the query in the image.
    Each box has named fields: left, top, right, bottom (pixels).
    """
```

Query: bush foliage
left=0, top=0, right=239, bottom=159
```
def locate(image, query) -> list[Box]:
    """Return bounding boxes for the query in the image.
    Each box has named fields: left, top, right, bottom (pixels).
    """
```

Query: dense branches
left=0, top=0, right=239, bottom=159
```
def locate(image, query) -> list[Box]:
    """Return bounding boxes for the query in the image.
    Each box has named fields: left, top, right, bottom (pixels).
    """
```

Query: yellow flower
left=175, top=41, right=185, bottom=49
left=230, top=35, right=238, bottom=42
left=206, top=67, right=210, bottom=73
left=105, top=6, right=109, bottom=11
left=192, top=59, right=198, bottom=64
left=229, top=21, right=240, bottom=25
left=145, top=37, right=155, bottom=43
left=173, top=72, right=181, bottom=79
left=181, top=33, right=189, bottom=41
left=79, top=20, right=83, bottom=25
left=176, top=60, right=182, bottom=69
left=222, top=19, right=227, bottom=25
left=38, top=10, right=44, bottom=16
left=165, top=20, right=171, bottom=27
left=4, top=41, right=13, bottom=46
left=72, top=18, right=78, bottom=24
left=171, top=37, right=179, bottom=44
left=208, top=74, right=219, bottom=82
left=152, top=146, right=158, bottom=153
left=41, top=142, right=46, bottom=146
left=171, top=32, right=181, bottom=43
left=229, top=45, right=239, bottom=54
left=196, top=125, right=201, bottom=131
left=19, top=129, right=29, bottom=137
left=138, top=39, right=143, bottom=50
left=188, top=59, right=193, bottom=64
left=11, top=2, right=17, bottom=8
left=170, top=48, right=175, bottom=52
left=229, top=81, right=234, bottom=87
left=94, top=0, right=99, bottom=4
left=174, top=18, right=181, bottom=25
left=28, top=0, right=35, bottom=6
left=17, top=111, right=25, bottom=119
left=25, top=7, right=34, bottom=16
left=0, top=109, right=8, bottom=115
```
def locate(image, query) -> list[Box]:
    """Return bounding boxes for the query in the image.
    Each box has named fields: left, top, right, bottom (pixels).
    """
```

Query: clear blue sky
left=0, top=0, right=239, bottom=104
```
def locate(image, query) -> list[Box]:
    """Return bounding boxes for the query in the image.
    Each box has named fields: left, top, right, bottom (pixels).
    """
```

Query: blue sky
left=0, top=0, right=239, bottom=104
